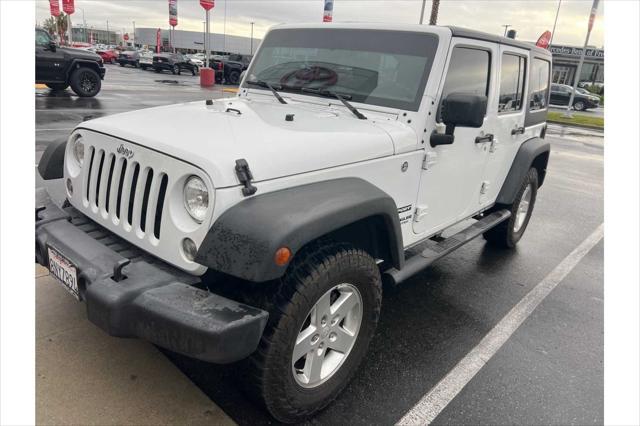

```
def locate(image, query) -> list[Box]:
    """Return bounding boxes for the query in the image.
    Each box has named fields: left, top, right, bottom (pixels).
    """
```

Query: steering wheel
left=279, top=65, right=338, bottom=88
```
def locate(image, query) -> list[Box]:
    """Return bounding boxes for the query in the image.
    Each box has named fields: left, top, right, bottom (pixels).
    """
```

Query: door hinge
left=414, top=206, right=428, bottom=222
left=422, top=152, right=438, bottom=170
left=480, top=181, right=490, bottom=195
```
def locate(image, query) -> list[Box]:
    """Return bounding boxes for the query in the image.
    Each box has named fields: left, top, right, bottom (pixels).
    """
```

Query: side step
left=383, top=209, right=511, bottom=285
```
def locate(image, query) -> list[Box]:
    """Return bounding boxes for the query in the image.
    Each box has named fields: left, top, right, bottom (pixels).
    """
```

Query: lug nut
left=311, top=334, right=320, bottom=344
left=321, top=316, right=328, bottom=327
left=329, top=332, right=337, bottom=342
left=331, top=316, right=340, bottom=326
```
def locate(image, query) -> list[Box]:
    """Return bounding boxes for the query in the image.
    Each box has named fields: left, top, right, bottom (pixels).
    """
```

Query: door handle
left=511, top=126, right=525, bottom=135
left=475, top=133, right=494, bottom=144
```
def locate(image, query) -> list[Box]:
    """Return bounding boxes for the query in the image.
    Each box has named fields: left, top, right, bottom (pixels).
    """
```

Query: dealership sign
left=549, top=45, right=604, bottom=59
left=200, top=0, right=214, bottom=10
left=323, top=0, right=333, bottom=22
left=49, top=0, right=60, bottom=16
left=169, top=0, right=178, bottom=26
left=62, top=0, right=74, bottom=14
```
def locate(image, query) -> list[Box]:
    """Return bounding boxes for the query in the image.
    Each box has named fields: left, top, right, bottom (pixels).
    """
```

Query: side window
left=498, top=54, right=526, bottom=113
left=438, top=46, right=490, bottom=120
left=36, top=30, right=51, bottom=47
left=528, top=58, right=550, bottom=111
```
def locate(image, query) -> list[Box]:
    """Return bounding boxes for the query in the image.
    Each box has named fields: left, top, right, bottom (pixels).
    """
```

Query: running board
left=383, top=209, right=511, bottom=286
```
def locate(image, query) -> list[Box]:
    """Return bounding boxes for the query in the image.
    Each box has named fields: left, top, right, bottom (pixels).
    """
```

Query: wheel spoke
left=328, top=326, right=355, bottom=354
left=312, top=291, right=332, bottom=325
left=293, top=325, right=316, bottom=362
left=331, top=289, right=359, bottom=318
left=304, top=347, right=325, bottom=384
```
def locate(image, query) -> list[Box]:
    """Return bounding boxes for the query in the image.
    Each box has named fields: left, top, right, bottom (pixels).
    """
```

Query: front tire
left=484, top=167, right=538, bottom=248
left=245, top=243, right=382, bottom=423
left=172, top=64, right=180, bottom=75
left=573, top=100, right=585, bottom=111
left=69, top=67, right=101, bottom=97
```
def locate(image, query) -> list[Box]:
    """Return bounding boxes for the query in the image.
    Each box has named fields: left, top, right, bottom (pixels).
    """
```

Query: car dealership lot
left=36, top=65, right=603, bottom=425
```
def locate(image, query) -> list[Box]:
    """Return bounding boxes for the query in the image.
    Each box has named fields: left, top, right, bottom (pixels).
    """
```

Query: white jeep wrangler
left=36, top=23, right=551, bottom=422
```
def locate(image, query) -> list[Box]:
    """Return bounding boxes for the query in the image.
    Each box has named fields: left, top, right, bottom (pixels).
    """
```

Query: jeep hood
left=80, top=98, right=400, bottom=188
left=60, top=47, right=102, bottom=62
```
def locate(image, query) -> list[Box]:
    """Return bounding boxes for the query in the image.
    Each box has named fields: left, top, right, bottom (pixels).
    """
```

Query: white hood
left=80, top=97, right=400, bottom=188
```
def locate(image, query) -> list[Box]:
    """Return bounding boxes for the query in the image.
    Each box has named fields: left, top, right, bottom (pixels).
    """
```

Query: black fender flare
left=195, top=178, right=404, bottom=282
left=38, top=139, right=67, bottom=180
left=496, top=136, right=550, bottom=205
left=66, top=59, right=102, bottom=80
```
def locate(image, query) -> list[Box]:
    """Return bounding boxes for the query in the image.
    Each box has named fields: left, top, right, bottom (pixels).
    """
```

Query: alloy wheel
left=514, top=183, right=532, bottom=232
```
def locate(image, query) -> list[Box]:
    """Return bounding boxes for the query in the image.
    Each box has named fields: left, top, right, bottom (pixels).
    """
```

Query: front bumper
left=35, top=188, right=268, bottom=364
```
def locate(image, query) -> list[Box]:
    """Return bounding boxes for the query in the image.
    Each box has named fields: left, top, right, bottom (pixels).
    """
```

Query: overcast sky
left=36, top=0, right=604, bottom=47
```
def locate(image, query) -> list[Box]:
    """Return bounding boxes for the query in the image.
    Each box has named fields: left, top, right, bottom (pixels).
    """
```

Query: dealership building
left=548, top=44, right=604, bottom=86
left=134, top=28, right=260, bottom=55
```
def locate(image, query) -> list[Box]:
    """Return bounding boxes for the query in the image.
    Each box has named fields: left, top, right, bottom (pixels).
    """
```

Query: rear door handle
left=475, top=133, right=494, bottom=144
left=511, top=126, right=525, bottom=135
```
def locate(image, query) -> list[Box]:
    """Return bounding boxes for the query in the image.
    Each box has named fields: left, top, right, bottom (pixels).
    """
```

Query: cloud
left=36, top=0, right=603, bottom=47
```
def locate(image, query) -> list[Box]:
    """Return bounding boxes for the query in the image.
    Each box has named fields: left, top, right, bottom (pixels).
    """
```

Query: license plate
left=48, top=246, right=80, bottom=300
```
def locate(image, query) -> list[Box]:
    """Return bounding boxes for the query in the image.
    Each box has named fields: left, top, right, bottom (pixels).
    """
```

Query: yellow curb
left=223, top=87, right=239, bottom=93
left=36, top=84, right=48, bottom=89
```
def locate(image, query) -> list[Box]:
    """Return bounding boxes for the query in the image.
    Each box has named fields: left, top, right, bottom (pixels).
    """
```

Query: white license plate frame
left=47, top=246, right=80, bottom=301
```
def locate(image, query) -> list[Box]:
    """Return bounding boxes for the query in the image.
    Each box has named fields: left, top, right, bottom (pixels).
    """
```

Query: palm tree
left=42, top=12, right=68, bottom=44
left=429, top=0, right=440, bottom=25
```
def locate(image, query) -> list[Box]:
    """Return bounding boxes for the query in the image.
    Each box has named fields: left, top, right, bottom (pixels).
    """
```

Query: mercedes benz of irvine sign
left=549, top=45, right=604, bottom=59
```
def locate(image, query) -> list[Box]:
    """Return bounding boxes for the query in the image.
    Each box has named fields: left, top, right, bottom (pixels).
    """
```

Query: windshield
left=244, top=28, right=439, bottom=111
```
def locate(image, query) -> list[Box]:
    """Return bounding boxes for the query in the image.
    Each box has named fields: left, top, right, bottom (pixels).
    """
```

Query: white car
left=138, top=50, right=154, bottom=70
left=37, top=23, right=552, bottom=423
left=186, top=54, right=204, bottom=68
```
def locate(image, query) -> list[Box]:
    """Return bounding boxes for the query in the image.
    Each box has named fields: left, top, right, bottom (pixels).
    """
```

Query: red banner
left=200, top=0, right=214, bottom=11
left=62, top=0, right=74, bottom=15
left=156, top=28, right=161, bottom=53
left=169, top=0, right=178, bottom=27
left=535, top=30, right=552, bottom=49
left=49, top=0, right=60, bottom=16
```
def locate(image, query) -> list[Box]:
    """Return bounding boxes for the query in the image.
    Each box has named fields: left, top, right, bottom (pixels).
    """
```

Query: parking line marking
left=396, top=223, right=604, bottom=425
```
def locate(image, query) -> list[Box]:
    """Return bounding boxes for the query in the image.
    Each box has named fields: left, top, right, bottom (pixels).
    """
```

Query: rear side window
left=528, top=58, right=550, bottom=111
left=498, top=54, right=526, bottom=113
left=438, top=46, right=491, bottom=120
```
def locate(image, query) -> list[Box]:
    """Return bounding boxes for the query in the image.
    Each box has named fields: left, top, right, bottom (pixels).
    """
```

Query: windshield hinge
left=235, top=159, right=258, bottom=196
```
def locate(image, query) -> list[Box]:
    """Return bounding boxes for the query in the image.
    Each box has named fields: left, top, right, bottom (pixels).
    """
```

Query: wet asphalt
left=36, top=65, right=604, bottom=425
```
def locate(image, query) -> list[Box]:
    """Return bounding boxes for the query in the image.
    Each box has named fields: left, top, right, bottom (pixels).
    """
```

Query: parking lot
left=36, top=64, right=604, bottom=425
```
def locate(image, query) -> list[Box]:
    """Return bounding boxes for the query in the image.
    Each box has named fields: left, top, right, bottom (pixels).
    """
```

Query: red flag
left=323, top=0, right=333, bottom=22
left=200, top=0, right=214, bottom=10
left=169, top=0, right=178, bottom=27
left=535, top=30, right=552, bottom=49
left=49, top=0, right=60, bottom=17
left=62, top=0, right=74, bottom=15
left=156, top=28, right=161, bottom=53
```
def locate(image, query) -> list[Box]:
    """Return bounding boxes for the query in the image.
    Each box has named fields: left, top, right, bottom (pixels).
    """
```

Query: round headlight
left=183, top=176, right=209, bottom=223
left=72, top=137, right=84, bottom=166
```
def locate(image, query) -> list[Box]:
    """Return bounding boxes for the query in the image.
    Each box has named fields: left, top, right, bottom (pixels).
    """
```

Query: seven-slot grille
left=83, top=145, right=169, bottom=241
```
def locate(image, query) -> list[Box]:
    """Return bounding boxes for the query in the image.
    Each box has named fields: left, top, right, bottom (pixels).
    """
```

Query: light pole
left=250, top=22, right=254, bottom=55
left=502, top=24, right=511, bottom=37
left=132, top=21, right=136, bottom=47
left=77, top=7, right=86, bottom=43
left=106, top=20, right=110, bottom=45
left=549, top=0, right=562, bottom=45
left=419, top=0, right=426, bottom=24
left=564, top=0, right=600, bottom=117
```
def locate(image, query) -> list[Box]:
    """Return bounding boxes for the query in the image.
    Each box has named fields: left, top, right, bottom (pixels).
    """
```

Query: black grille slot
left=115, top=158, right=127, bottom=219
left=85, top=148, right=96, bottom=202
left=154, top=174, right=168, bottom=239
left=94, top=151, right=105, bottom=208
left=127, top=163, right=140, bottom=226
left=105, top=155, right=116, bottom=213
left=140, top=169, right=154, bottom=232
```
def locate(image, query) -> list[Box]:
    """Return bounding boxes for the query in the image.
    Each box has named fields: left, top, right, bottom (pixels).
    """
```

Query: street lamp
left=250, top=22, right=254, bottom=55
left=77, top=7, right=86, bottom=43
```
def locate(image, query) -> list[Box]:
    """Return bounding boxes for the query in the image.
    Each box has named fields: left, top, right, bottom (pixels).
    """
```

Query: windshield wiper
left=301, top=88, right=367, bottom=120
left=246, top=80, right=287, bottom=104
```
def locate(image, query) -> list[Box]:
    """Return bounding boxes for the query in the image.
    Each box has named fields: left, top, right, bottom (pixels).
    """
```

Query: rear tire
left=573, top=100, right=585, bottom=111
left=45, top=83, right=69, bottom=91
left=484, top=167, right=538, bottom=248
left=243, top=243, right=382, bottom=423
left=172, top=64, right=180, bottom=75
left=228, top=70, right=240, bottom=85
left=69, top=67, right=101, bottom=97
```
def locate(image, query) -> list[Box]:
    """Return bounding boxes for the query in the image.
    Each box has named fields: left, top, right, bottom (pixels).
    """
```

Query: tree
left=42, top=12, right=68, bottom=43
left=429, top=0, right=440, bottom=25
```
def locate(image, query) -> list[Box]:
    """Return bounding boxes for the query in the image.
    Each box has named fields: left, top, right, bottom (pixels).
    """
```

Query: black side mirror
left=47, top=41, right=57, bottom=52
left=431, top=93, right=487, bottom=147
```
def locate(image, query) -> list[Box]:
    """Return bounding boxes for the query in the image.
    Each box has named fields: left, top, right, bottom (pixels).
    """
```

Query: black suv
left=153, top=53, right=198, bottom=75
left=117, top=50, right=141, bottom=68
left=35, top=28, right=105, bottom=97
left=550, top=83, right=600, bottom=111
